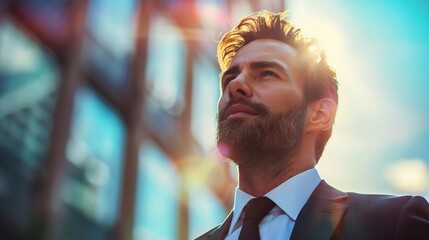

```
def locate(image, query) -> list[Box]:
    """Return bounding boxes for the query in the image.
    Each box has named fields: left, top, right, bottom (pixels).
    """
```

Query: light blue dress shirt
left=225, top=168, right=322, bottom=240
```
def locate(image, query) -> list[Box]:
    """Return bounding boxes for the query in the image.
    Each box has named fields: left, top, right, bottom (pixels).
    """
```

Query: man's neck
left=237, top=158, right=314, bottom=197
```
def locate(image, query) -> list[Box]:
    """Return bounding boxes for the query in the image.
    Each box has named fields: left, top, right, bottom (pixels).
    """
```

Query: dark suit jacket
left=196, top=180, right=429, bottom=240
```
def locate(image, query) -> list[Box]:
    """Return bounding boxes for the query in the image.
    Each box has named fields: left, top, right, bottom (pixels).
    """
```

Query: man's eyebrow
left=250, top=61, right=289, bottom=74
left=220, top=61, right=290, bottom=79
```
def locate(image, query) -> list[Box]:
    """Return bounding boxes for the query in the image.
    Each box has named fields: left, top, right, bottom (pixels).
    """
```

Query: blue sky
left=287, top=0, right=429, bottom=196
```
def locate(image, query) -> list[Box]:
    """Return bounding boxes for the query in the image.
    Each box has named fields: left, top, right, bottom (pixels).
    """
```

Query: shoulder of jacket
left=345, top=192, right=425, bottom=211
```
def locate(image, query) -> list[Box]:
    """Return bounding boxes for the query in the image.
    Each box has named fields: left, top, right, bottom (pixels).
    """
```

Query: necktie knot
left=244, top=197, right=275, bottom=222
left=238, top=197, right=275, bottom=240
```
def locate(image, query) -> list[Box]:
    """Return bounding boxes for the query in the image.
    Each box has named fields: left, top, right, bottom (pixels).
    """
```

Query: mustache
left=218, top=97, right=270, bottom=122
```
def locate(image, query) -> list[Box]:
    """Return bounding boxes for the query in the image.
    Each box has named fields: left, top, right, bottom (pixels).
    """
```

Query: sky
left=287, top=0, right=429, bottom=197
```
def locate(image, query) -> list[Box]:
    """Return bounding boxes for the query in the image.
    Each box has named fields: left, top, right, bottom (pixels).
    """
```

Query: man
left=196, top=10, right=429, bottom=240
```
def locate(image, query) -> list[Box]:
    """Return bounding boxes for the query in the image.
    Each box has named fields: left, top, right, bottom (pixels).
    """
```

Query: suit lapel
left=290, top=180, right=348, bottom=240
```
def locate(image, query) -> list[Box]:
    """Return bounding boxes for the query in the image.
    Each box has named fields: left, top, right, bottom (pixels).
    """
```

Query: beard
left=216, top=97, right=307, bottom=169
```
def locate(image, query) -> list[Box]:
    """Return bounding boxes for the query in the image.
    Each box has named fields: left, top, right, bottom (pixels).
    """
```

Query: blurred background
left=0, top=0, right=428, bottom=239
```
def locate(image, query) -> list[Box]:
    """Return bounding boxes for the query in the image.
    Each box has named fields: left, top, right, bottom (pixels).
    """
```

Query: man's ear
left=305, top=98, right=337, bottom=133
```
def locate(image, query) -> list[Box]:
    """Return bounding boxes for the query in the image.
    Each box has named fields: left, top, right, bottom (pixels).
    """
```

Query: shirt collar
left=229, top=168, right=321, bottom=232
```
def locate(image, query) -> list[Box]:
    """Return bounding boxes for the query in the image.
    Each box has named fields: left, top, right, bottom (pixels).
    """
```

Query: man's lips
left=225, top=104, right=258, bottom=120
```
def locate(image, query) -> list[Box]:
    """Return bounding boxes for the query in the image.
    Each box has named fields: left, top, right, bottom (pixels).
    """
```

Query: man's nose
left=228, top=73, right=253, bottom=99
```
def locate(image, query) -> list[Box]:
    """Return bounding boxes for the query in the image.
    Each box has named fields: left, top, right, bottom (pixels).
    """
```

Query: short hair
left=217, top=10, right=338, bottom=162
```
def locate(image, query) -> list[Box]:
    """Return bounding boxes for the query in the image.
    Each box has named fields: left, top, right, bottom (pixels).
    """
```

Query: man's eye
left=261, top=71, right=277, bottom=77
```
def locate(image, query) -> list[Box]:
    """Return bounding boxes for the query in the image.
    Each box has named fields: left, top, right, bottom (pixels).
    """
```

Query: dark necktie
left=238, top=197, right=275, bottom=240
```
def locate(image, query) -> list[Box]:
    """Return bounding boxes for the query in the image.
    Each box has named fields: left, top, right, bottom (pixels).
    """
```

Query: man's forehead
left=228, top=39, right=298, bottom=69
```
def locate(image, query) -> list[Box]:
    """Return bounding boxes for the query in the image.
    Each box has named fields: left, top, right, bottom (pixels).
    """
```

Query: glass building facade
left=0, top=1, right=285, bottom=239
left=1, top=0, right=428, bottom=239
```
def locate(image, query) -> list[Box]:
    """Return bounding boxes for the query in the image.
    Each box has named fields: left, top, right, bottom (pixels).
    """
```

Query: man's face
left=216, top=39, right=307, bottom=168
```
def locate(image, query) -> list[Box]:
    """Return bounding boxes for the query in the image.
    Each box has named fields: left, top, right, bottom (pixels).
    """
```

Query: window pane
left=84, top=0, right=137, bottom=86
left=145, top=14, right=185, bottom=114
left=61, top=87, right=125, bottom=231
left=0, top=19, right=59, bottom=235
left=0, top=20, right=59, bottom=170
left=141, top=14, right=187, bottom=141
left=191, top=56, right=219, bottom=153
left=134, top=142, right=179, bottom=240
